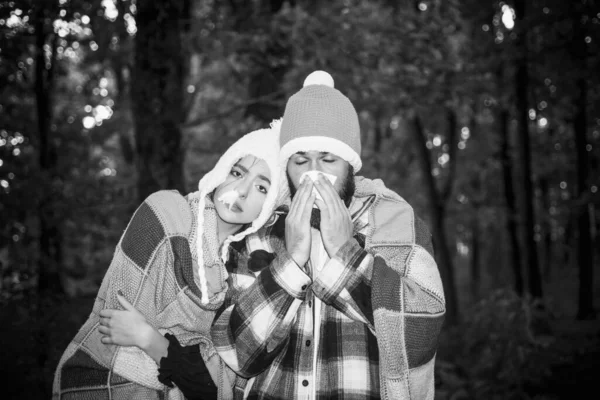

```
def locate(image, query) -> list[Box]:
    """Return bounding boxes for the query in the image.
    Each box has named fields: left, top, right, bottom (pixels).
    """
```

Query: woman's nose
left=236, top=179, right=251, bottom=198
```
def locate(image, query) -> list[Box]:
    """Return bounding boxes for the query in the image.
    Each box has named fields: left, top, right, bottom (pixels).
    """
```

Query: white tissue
left=299, top=171, right=337, bottom=204
left=217, top=190, right=240, bottom=211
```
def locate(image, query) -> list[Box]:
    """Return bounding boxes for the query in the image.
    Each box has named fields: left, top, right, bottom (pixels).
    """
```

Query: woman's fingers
left=116, top=292, right=135, bottom=311
left=99, top=309, right=113, bottom=318
left=98, top=325, right=110, bottom=335
left=100, top=336, right=113, bottom=345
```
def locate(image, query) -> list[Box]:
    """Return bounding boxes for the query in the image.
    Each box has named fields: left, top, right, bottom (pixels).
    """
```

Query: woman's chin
left=216, top=206, right=255, bottom=227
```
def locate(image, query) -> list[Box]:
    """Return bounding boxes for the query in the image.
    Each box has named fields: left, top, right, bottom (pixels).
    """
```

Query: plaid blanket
left=212, top=177, right=446, bottom=399
left=53, top=190, right=237, bottom=400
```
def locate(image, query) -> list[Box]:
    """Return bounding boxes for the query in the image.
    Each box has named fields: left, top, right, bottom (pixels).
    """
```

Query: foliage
left=0, top=0, right=598, bottom=396
left=0, top=0, right=137, bottom=302
left=437, top=288, right=563, bottom=399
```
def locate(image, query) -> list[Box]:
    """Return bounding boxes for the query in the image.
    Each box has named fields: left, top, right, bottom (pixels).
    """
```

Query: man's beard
left=288, top=167, right=355, bottom=230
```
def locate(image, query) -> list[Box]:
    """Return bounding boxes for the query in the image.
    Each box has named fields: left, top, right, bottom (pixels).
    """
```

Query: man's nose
left=309, top=159, right=322, bottom=171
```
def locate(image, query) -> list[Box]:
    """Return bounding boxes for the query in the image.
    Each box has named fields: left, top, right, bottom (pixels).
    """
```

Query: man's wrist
left=290, top=253, right=307, bottom=267
left=325, top=243, right=342, bottom=259
left=325, top=237, right=352, bottom=259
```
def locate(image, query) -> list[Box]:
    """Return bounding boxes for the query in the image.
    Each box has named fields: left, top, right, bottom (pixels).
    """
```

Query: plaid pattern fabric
left=52, top=190, right=237, bottom=400
left=212, top=177, right=446, bottom=400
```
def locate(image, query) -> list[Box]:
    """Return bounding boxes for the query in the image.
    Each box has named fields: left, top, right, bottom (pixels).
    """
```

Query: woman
left=52, top=120, right=284, bottom=400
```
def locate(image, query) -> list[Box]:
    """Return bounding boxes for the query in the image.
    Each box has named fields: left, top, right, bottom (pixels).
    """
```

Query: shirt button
left=308, top=301, right=312, bottom=308
left=306, top=340, right=311, bottom=347
left=301, top=285, right=307, bottom=290
left=302, top=380, right=309, bottom=387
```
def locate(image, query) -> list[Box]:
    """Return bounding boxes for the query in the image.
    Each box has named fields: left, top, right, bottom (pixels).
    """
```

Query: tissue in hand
left=299, top=171, right=337, bottom=203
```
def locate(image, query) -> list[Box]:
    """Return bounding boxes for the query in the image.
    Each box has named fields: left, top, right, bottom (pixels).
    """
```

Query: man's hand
left=314, top=173, right=353, bottom=258
left=99, top=291, right=154, bottom=350
left=285, top=178, right=315, bottom=267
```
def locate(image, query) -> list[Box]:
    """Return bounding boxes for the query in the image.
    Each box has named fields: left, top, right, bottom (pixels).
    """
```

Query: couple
left=53, top=71, right=446, bottom=400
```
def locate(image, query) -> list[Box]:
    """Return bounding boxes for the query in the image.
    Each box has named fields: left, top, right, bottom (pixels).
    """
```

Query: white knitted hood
left=192, top=119, right=283, bottom=303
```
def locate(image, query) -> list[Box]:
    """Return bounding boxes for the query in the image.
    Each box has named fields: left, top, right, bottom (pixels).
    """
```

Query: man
left=212, top=71, right=445, bottom=399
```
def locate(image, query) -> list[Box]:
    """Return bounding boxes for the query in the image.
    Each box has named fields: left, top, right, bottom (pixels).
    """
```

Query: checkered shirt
left=212, top=177, right=446, bottom=400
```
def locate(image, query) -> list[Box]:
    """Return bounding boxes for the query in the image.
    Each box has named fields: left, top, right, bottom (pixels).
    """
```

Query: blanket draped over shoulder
left=211, top=177, right=446, bottom=399
left=52, top=190, right=236, bottom=400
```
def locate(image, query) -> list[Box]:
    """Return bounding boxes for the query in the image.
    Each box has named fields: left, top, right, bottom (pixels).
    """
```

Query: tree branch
left=181, top=90, right=284, bottom=128
left=440, top=107, right=458, bottom=203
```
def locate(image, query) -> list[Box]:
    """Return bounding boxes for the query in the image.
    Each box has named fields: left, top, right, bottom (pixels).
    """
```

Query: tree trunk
left=563, top=212, right=576, bottom=270
left=570, top=0, right=594, bottom=320
left=131, top=0, right=189, bottom=202
left=498, top=108, right=524, bottom=295
left=574, top=76, right=594, bottom=319
left=374, top=111, right=383, bottom=153
left=470, top=208, right=480, bottom=300
left=35, top=5, right=62, bottom=296
left=34, top=5, right=62, bottom=396
left=243, top=0, right=290, bottom=123
left=372, top=108, right=385, bottom=173
left=538, top=177, right=552, bottom=280
left=441, top=109, right=458, bottom=202
left=592, top=206, right=599, bottom=280
left=513, top=0, right=543, bottom=298
left=114, top=0, right=134, bottom=165
left=411, top=113, right=458, bottom=324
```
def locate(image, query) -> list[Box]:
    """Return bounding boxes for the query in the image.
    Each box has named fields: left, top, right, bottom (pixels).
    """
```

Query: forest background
left=0, top=0, right=599, bottom=398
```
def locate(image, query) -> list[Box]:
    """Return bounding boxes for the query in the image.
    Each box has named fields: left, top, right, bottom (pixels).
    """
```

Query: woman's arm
left=99, top=293, right=217, bottom=400
left=99, top=292, right=169, bottom=363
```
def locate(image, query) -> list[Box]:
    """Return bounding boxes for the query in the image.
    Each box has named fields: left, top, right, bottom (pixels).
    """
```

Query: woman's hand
left=99, top=291, right=153, bottom=349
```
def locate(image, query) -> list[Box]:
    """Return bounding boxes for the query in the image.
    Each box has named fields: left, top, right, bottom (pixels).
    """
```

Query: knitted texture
left=53, top=118, right=285, bottom=399
left=279, top=71, right=362, bottom=173
left=211, top=176, right=446, bottom=399
left=52, top=191, right=239, bottom=400
left=193, top=118, right=283, bottom=303
left=359, top=177, right=445, bottom=400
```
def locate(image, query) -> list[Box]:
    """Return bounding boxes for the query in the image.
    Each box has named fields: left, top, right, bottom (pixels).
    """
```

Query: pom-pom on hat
left=190, top=119, right=283, bottom=304
left=279, top=70, right=362, bottom=173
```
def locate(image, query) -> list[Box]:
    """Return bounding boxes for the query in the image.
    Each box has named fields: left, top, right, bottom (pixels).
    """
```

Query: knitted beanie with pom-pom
left=279, top=70, right=362, bottom=173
